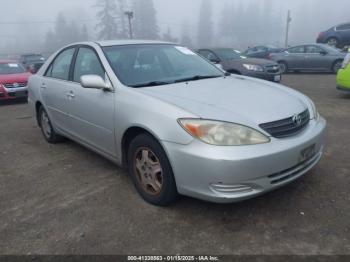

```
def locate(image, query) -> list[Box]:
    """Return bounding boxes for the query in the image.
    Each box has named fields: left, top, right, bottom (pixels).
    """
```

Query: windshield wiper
left=174, top=75, right=223, bottom=83
left=130, top=81, right=173, bottom=88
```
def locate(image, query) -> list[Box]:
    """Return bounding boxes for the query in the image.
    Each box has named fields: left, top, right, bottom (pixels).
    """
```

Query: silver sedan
left=28, top=40, right=326, bottom=206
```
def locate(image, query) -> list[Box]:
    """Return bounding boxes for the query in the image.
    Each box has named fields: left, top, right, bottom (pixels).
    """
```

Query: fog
left=1, top=0, right=349, bottom=58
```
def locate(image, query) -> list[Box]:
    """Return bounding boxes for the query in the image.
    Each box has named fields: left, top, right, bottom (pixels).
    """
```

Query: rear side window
left=46, top=48, right=75, bottom=80
left=73, top=47, right=105, bottom=83
left=287, top=46, right=305, bottom=54
left=336, top=23, right=350, bottom=31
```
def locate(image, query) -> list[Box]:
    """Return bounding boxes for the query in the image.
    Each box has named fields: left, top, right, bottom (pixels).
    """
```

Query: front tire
left=278, top=62, right=288, bottom=74
left=127, top=134, right=178, bottom=206
left=327, top=37, right=339, bottom=47
left=38, top=107, right=65, bottom=144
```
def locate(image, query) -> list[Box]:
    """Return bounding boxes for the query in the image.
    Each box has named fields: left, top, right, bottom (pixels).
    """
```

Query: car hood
left=137, top=76, right=308, bottom=127
left=0, top=72, right=31, bottom=84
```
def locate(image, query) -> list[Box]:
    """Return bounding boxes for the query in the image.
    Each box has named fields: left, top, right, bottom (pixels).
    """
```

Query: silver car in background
left=28, top=40, right=326, bottom=206
left=270, top=44, right=345, bottom=74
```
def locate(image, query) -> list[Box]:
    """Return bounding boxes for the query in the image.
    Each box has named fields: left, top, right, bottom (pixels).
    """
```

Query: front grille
left=265, top=65, right=280, bottom=74
left=259, top=110, right=310, bottom=138
left=268, top=151, right=321, bottom=185
left=3, top=82, right=27, bottom=89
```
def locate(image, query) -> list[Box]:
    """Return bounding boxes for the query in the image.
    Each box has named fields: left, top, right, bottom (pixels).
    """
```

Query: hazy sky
left=1, top=0, right=350, bottom=54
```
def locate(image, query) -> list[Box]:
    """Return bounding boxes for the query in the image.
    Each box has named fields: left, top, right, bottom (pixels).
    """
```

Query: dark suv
left=317, top=22, right=350, bottom=48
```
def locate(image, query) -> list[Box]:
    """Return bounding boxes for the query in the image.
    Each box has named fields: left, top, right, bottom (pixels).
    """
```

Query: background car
left=317, top=22, right=350, bottom=48
left=19, top=53, right=45, bottom=74
left=336, top=50, right=350, bottom=91
left=197, top=48, right=282, bottom=82
left=0, top=60, right=31, bottom=101
left=244, top=45, right=284, bottom=59
left=270, top=44, right=345, bottom=74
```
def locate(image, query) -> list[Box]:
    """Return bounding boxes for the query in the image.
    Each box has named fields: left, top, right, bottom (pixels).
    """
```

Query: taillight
left=318, top=32, right=325, bottom=39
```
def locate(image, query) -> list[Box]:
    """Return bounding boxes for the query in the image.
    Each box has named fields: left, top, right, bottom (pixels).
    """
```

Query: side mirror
left=320, top=50, right=328, bottom=55
left=209, top=58, right=220, bottom=64
left=81, top=75, right=112, bottom=91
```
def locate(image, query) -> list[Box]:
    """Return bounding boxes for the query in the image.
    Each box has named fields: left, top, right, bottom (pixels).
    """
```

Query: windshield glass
left=214, top=49, right=246, bottom=61
left=103, top=44, right=224, bottom=87
left=0, top=63, right=26, bottom=75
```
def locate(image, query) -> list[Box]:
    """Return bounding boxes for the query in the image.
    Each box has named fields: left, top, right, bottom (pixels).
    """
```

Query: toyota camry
left=28, top=41, right=326, bottom=206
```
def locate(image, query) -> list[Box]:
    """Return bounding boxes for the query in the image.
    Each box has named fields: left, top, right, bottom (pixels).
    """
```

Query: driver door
left=67, top=46, right=116, bottom=157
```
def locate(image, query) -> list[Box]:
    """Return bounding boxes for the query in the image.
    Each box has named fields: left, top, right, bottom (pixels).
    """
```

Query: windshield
left=214, top=49, right=246, bottom=61
left=0, top=63, right=26, bottom=75
left=103, top=44, right=224, bottom=87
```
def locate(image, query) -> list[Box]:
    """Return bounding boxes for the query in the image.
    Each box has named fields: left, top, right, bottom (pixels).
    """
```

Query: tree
left=180, top=21, right=193, bottom=48
left=133, top=0, right=159, bottom=39
left=162, top=27, right=178, bottom=43
left=95, top=0, right=119, bottom=40
left=80, top=24, right=89, bottom=41
left=197, top=0, right=214, bottom=46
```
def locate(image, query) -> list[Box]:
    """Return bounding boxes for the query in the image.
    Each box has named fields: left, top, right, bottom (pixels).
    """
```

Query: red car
left=0, top=60, right=31, bottom=101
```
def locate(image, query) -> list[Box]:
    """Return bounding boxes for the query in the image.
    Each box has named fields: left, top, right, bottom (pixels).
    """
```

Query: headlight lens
left=178, top=119, right=270, bottom=146
left=309, top=99, right=319, bottom=121
left=243, top=64, right=264, bottom=72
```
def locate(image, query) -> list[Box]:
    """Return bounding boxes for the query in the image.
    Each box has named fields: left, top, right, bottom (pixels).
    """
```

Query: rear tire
left=127, top=134, right=178, bottom=206
left=278, top=62, right=288, bottom=74
left=38, top=107, right=65, bottom=144
left=327, top=37, right=339, bottom=47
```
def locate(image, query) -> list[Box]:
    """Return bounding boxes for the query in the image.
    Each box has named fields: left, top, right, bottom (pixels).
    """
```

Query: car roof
left=95, top=40, right=174, bottom=47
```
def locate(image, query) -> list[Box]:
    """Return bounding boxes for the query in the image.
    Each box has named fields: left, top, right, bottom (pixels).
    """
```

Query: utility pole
left=285, top=10, right=292, bottom=48
left=124, top=11, right=134, bottom=39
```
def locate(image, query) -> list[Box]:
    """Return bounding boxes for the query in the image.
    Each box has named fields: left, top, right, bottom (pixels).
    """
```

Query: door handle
left=66, top=91, right=75, bottom=99
left=40, top=83, right=46, bottom=89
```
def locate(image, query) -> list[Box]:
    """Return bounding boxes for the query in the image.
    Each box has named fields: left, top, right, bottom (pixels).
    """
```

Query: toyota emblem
left=292, top=114, right=302, bottom=126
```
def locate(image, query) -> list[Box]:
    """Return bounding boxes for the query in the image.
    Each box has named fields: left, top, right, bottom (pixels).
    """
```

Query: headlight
left=178, top=119, right=270, bottom=146
left=243, top=64, right=264, bottom=72
left=309, top=99, right=319, bottom=121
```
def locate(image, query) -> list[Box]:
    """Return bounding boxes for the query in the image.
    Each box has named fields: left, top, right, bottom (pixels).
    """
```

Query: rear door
left=336, top=23, right=350, bottom=44
left=304, top=45, right=330, bottom=70
left=41, top=47, right=76, bottom=132
left=67, top=46, right=116, bottom=156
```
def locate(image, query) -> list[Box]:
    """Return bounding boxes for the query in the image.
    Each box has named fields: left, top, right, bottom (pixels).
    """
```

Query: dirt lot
left=0, top=74, right=349, bottom=255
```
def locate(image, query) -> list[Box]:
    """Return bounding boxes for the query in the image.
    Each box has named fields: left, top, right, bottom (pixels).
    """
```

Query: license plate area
left=274, top=75, right=281, bottom=82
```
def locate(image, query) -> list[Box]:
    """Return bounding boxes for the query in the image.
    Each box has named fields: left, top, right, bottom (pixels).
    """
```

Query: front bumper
left=0, top=86, right=28, bottom=100
left=163, top=117, right=326, bottom=203
left=245, top=71, right=282, bottom=82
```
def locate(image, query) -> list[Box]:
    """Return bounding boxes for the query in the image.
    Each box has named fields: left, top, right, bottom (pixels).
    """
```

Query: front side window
left=73, top=47, right=105, bottom=82
left=214, top=49, right=245, bottom=60
left=198, top=50, right=219, bottom=61
left=46, top=48, right=75, bottom=80
left=103, top=44, right=224, bottom=87
left=0, top=63, right=26, bottom=75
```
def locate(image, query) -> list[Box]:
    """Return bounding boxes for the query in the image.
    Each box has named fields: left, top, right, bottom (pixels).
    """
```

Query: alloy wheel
left=41, top=110, right=52, bottom=139
left=133, top=148, right=163, bottom=196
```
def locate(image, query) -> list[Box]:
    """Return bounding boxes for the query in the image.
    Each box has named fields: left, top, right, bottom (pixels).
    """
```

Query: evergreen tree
left=162, top=27, right=178, bottom=43
left=197, top=0, right=213, bottom=46
left=80, top=24, right=89, bottom=41
left=95, top=0, right=119, bottom=40
left=133, top=0, right=159, bottom=39
left=180, top=21, right=193, bottom=48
